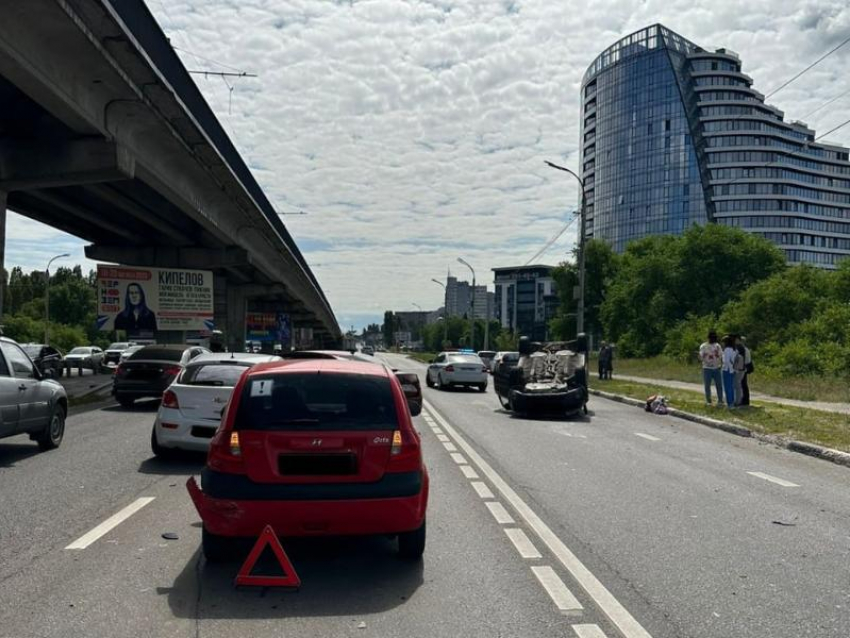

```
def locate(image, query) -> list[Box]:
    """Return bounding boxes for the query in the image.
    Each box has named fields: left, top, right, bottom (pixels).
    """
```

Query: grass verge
left=406, top=352, right=437, bottom=364
left=612, top=357, right=850, bottom=403
left=598, top=378, right=850, bottom=453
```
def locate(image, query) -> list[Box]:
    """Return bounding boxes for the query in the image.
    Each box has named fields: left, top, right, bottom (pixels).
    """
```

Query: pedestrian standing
left=698, top=330, right=723, bottom=406
left=733, top=342, right=746, bottom=406
left=598, top=341, right=613, bottom=380
left=721, top=335, right=737, bottom=408
left=738, top=336, right=752, bottom=406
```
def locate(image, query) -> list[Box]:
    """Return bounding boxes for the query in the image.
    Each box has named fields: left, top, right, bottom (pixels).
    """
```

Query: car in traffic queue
left=187, top=358, right=429, bottom=561
left=113, top=344, right=210, bottom=408
left=491, top=351, right=520, bottom=376
left=477, top=350, right=497, bottom=372
left=103, top=341, right=136, bottom=367
left=64, top=346, right=105, bottom=373
left=21, top=343, right=65, bottom=378
left=151, top=352, right=281, bottom=456
left=0, top=337, right=68, bottom=451
left=425, top=351, right=489, bottom=391
left=362, top=345, right=375, bottom=356
left=119, top=344, right=145, bottom=364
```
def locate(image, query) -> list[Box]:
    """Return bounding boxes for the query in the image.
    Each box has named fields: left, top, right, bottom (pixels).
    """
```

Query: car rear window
left=129, top=347, right=183, bottom=362
left=182, top=363, right=251, bottom=386
left=235, top=372, right=398, bottom=431
left=22, top=345, right=41, bottom=357
left=448, top=354, right=482, bottom=364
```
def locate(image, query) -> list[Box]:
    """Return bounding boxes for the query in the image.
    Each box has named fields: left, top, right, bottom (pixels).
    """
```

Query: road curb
left=590, top=388, right=850, bottom=470
left=72, top=379, right=113, bottom=400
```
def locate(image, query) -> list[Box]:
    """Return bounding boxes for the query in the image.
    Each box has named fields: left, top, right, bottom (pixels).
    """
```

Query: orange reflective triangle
left=234, top=525, right=301, bottom=589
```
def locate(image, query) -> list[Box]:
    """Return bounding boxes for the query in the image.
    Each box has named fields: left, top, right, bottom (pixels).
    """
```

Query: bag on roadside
left=645, top=394, right=657, bottom=412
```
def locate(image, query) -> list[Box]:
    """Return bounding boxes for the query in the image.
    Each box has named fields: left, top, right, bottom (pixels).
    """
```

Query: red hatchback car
left=188, top=358, right=429, bottom=561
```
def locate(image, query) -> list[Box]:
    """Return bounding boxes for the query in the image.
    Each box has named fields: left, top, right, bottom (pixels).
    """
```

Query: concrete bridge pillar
left=0, top=190, right=6, bottom=322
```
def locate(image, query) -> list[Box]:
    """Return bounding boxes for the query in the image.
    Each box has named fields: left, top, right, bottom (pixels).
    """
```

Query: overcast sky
left=7, top=0, right=850, bottom=329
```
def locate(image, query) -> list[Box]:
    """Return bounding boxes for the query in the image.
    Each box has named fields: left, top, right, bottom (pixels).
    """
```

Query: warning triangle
left=235, top=525, right=301, bottom=589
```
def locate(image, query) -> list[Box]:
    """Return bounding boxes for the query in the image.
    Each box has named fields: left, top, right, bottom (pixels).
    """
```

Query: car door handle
left=18, top=384, right=27, bottom=391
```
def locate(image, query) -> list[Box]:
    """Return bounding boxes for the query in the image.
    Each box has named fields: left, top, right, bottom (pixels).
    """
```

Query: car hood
left=65, top=353, right=90, bottom=359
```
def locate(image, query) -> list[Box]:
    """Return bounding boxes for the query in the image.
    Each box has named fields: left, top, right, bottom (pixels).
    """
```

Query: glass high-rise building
left=580, top=24, right=850, bottom=267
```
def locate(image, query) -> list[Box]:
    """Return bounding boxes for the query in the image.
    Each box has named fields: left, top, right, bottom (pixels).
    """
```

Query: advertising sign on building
left=245, top=312, right=291, bottom=345
left=96, top=265, right=214, bottom=334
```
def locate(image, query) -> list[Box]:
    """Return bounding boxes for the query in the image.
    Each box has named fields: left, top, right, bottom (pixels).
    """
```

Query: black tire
left=117, top=395, right=135, bottom=409
left=437, top=374, right=447, bottom=391
left=425, top=373, right=434, bottom=388
left=202, top=526, right=233, bottom=563
left=398, top=520, right=426, bottom=560
left=497, top=392, right=512, bottom=411
left=37, top=405, right=66, bottom=451
left=477, top=383, right=487, bottom=392
left=150, top=426, right=175, bottom=458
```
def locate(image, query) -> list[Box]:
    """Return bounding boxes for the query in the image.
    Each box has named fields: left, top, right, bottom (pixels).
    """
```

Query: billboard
left=245, top=312, right=291, bottom=345
left=96, top=265, right=214, bottom=334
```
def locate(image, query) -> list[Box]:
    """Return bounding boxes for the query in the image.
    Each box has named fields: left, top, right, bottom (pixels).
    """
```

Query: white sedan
left=425, top=351, right=488, bottom=391
left=151, top=352, right=281, bottom=456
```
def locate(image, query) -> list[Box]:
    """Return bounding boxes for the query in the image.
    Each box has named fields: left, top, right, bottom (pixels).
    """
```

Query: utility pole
left=431, top=279, right=448, bottom=346
left=457, top=258, right=476, bottom=350
left=545, top=161, right=586, bottom=335
left=44, top=253, right=70, bottom=345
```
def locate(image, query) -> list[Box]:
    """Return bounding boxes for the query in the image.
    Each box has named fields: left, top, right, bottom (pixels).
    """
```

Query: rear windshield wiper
left=268, top=418, right=320, bottom=425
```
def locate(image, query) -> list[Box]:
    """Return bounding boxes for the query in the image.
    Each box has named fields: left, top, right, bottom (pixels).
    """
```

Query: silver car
left=425, top=351, right=488, bottom=391
left=64, top=346, right=105, bottom=372
left=0, top=337, right=68, bottom=450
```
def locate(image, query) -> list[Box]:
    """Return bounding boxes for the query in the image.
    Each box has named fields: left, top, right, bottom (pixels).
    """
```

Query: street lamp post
left=545, top=160, right=586, bottom=336
left=44, top=253, right=70, bottom=345
left=430, top=279, right=448, bottom=346
left=457, top=258, right=476, bottom=350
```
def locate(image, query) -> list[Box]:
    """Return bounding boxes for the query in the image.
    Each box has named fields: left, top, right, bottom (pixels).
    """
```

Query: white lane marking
left=532, top=566, right=584, bottom=612
left=486, top=501, right=516, bottom=524
left=436, top=434, right=450, bottom=442
left=746, top=471, right=799, bottom=487
left=450, top=452, right=467, bottom=464
left=505, top=528, right=542, bottom=559
left=425, top=401, right=652, bottom=638
left=471, top=481, right=495, bottom=499
left=460, top=465, right=479, bottom=479
left=634, top=433, right=660, bottom=442
left=432, top=428, right=444, bottom=435
left=573, top=624, right=608, bottom=638
left=558, top=431, right=588, bottom=439
left=65, top=497, right=156, bottom=550
left=442, top=441, right=458, bottom=452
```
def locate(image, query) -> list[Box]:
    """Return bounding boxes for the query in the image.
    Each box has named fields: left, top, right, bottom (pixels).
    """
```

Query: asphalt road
left=0, top=353, right=847, bottom=638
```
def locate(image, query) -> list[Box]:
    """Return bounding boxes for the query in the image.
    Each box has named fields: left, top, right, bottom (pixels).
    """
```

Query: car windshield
left=108, top=342, right=130, bottom=350
left=478, top=351, right=496, bottom=358
left=235, top=372, right=397, bottom=431
left=69, top=347, right=91, bottom=355
left=129, top=347, right=183, bottom=362
left=181, top=363, right=252, bottom=387
left=447, top=354, right=482, bottom=364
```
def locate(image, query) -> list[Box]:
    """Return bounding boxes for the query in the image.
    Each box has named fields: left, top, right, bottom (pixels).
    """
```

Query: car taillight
left=444, top=365, right=455, bottom=372
left=207, top=430, right=246, bottom=474
left=115, top=364, right=127, bottom=377
left=163, top=365, right=182, bottom=377
left=482, top=366, right=488, bottom=373
left=386, top=428, right=421, bottom=473
left=162, top=390, right=179, bottom=409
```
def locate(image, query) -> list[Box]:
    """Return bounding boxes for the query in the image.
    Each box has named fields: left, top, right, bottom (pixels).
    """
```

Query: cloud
left=6, top=0, right=850, bottom=329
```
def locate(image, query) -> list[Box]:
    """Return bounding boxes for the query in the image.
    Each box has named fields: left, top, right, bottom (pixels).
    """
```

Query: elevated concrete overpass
left=0, top=0, right=340, bottom=349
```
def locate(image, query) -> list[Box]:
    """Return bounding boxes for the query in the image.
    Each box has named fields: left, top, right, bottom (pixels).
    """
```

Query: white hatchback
left=151, top=352, right=281, bottom=455
left=425, top=352, right=488, bottom=391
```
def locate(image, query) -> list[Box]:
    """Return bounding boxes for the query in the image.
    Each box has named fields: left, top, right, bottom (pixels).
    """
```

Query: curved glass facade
left=580, top=24, right=850, bottom=267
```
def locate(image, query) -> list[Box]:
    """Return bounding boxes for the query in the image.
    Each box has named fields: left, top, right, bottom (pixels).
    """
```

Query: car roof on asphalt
left=248, top=358, right=389, bottom=377
left=188, top=353, right=281, bottom=365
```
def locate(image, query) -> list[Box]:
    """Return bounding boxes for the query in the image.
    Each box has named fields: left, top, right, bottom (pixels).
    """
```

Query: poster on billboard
left=96, top=265, right=214, bottom=334
left=245, top=312, right=291, bottom=346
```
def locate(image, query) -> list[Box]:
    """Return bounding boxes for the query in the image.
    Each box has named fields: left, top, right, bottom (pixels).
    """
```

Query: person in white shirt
left=721, top=335, right=737, bottom=408
left=698, top=330, right=723, bottom=406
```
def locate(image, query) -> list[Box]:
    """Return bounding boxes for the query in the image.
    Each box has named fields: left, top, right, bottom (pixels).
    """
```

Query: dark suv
left=21, top=344, right=64, bottom=378
left=113, top=344, right=209, bottom=408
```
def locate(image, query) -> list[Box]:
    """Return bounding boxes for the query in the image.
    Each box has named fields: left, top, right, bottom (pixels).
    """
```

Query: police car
left=425, top=350, right=488, bottom=391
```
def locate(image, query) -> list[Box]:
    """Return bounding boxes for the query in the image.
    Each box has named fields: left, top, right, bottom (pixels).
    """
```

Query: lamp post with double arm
left=456, top=258, right=476, bottom=350
left=44, top=253, right=70, bottom=345
left=430, top=279, right=448, bottom=346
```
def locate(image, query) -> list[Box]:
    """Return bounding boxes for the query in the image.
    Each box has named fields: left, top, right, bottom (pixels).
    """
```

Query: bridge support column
left=224, top=282, right=247, bottom=353
left=0, top=190, right=6, bottom=322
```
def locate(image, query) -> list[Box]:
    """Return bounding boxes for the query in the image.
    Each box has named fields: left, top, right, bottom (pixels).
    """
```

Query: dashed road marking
left=425, top=401, right=653, bottom=638
left=746, top=471, right=799, bottom=487
left=436, top=434, right=450, bottom=442
left=634, top=433, right=660, bottom=442
left=443, top=441, right=458, bottom=452
left=460, top=465, right=479, bottom=479
left=485, top=501, right=515, bottom=524
left=532, top=565, right=584, bottom=612
left=432, top=428, right=444, bottom=435
left=65, top=497, right=155, bottom=550
left=573, top=624, right=608, bottom=638
left=558, top=431, right=588, bottom=439
left=471, top=481, right=495, bottom=499
left=450, top=452, right=466, bottom=464
left=505, top=528, right=542, bottom=558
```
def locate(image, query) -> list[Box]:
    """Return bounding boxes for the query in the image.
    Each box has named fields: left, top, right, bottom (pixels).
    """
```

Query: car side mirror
left=407, top=399, right=422, bottom=417
left=429, top=358, right=436, bottom=364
